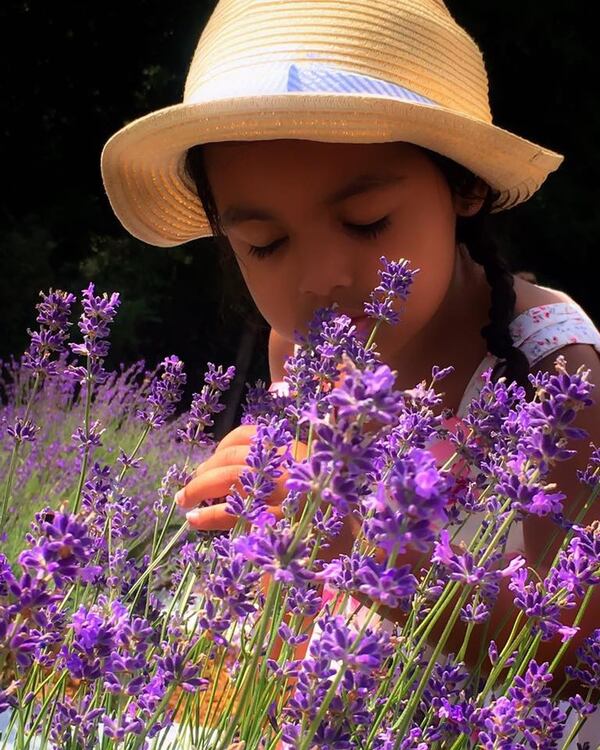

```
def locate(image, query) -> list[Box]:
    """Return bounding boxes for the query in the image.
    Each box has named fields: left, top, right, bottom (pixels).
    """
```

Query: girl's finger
left=177, top=463, right=290, bottom=510
left=193, top=444, right=250, bottom=477
left=186, top=502, right=284, bottom=531
left=213, top=424, right=258, bottom=453
left=185, top=502, right=239, bottom=531
left=211, top=424, right=297, bottom=460
left=176, top=464, right=248, bottom=510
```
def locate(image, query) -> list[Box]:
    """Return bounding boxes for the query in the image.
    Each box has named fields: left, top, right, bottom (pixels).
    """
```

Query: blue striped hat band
left=188, top=60, right=438, bottom=108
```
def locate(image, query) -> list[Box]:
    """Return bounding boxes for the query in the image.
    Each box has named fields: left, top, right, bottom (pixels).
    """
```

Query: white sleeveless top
left=268, top=294, right=600, bottom=748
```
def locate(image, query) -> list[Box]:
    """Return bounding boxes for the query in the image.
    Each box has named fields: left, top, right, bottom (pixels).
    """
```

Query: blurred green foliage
left=0, top=0, right=596, bottom=420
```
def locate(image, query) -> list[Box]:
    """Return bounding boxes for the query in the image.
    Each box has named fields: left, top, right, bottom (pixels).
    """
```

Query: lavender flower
left=49, top=695, right=105, bottom=749
left=565, top=628, right=600, bottom=689
left=317, top=551, right=416, bottom=608
left=522, top=356, right=594, bottom=475
left=207, top=535, right=262, bottom=618
left=285, top=585, right=323, bottom=617
left=117, top=448, right=144, bottom=471
left=363, top=256, right=419, bottom=326
left=177, top=362, right=236, bottom=447
left=224, top=415, right=293, bottom=526
left=313, top=613, right=393, bottom=674
left=242, top=378, right=288, bottom=424
left=508, top=567, right=579, bottom=643
left=136, top=354, right=186, bottom=429
left=68, top=282, right=121, bottom=385
left=432, top=529, right=525, bottom=587
left=578, top=442, right=600, bottom=487
left=19, top=511, right=100, bottom=587
left=325, top=356, right=405, bottom=428
left=6, top=417, right=39, bottom=444
left=156, top=645, right=209, bottom=692
left=277, top=305, right=380, bottom=436
left=363, top=447, right=449, bottom=555
left=232, top=520, right=315, bottom=587
left=72, top=418, right=105, bottom=452
left=22, top=288, right=76, bottom=380
left=568, top=693, right=598, bottom=717
left=0, top=557, right=66, bottom=671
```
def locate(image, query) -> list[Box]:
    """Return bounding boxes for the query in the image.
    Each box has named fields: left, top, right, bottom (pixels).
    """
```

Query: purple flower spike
left=177, top=362, right=236, bottom=447
left=312, top=613, right=393, bottom=674
left=72, top=419, right=105, bottom=452
left=363, top=256, right=419, bottom=326
left=317, top=551, right=416, bottom=608
left=49, top=695, right=105, bottom=748
left=19, top=511, right=98, bottom=587
left=565, top=628, right=600, bottom=689
left=68, top=283, right=120, bottom=385
left=225, top=415, right=293, bottom=526
left=136, top=355, right=186, bottom=429
left=7, top=417, right=39, bottom=444
left=325, top=356, right=404, bottom=428
left=578, top=442, right=600, bottom=488
left=22, top=288, right=76, bottom=380
left=363, top=447, right=449, bottom=555
left=232, top=520, right=315, bottom=587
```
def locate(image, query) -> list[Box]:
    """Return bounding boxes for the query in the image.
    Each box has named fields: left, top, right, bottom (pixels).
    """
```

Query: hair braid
left=457, top=200, right=531, bottom=390
left=421, top=149, right=532, bottom=392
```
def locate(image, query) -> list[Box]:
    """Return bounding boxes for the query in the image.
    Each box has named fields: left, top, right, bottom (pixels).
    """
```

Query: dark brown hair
left=184, top=143, right=530, bottom=390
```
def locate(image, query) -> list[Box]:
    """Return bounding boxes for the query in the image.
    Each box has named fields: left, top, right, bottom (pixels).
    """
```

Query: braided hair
left=185, top=143, right=531, bottom=391
left=424, top=149, right=531, bottom=391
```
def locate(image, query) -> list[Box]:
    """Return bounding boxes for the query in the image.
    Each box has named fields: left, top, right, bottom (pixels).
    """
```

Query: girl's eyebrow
left=221, top=172, right=406, bottom=228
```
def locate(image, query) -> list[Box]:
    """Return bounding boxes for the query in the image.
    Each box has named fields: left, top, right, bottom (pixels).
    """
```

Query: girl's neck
left=388, top=243, right=492, bottom=409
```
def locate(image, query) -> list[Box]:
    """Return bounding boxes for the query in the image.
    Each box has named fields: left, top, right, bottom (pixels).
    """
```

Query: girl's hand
left=175, top=424, right=308, bottom=530
left=175, top=423, right=359, bottom=563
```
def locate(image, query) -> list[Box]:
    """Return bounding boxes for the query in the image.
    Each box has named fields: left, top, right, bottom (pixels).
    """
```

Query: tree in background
left=0, top=0, right=596, bottom=430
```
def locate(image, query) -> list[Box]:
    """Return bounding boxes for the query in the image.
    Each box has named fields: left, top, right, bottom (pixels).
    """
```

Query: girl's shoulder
left=512, top=274, right=573, bottom=316
left=510, top=276, right=599, bottom=364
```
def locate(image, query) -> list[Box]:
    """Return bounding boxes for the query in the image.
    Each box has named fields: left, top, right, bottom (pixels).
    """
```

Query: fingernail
left=186, top=509, right=202, bottom=524
left=175, top=490, right=184, bottom=505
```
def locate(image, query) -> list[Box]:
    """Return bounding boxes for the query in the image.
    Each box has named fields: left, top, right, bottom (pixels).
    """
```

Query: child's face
left=203, top=139, right=471, bottom=355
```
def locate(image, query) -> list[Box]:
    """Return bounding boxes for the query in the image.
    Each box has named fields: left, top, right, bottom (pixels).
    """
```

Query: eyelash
left=247, top=216, right=392, bottom=259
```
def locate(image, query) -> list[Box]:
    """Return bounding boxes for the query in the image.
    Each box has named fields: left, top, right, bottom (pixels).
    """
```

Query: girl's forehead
left=202, top=140, right=444, bottom=227
left=203, top=139, right=424, bottom=178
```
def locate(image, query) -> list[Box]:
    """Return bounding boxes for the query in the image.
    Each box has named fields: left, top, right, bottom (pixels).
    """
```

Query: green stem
left=558, top=686, right=595, bottom=750
left=21, top=672, right=68, bottom=750
left=72, top=360, right=93, bottom=515
left=548, top=584, right=596, bottom=676
left=297, top=600, right=384, bottom=750
left=1, top=373, right=41, bottom=530
left=125, top=522, right=190, bottom=603
left=213, top=582, right=282, bottom=750
left=391, top=585, right=472, bottom=743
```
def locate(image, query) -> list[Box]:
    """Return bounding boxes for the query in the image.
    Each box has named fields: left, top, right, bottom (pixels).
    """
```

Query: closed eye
left=247, top=216, right=391, bottom=259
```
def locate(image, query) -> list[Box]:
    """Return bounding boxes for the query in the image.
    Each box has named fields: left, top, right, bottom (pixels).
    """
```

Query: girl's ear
left=454, top=178, right=490, bottom=217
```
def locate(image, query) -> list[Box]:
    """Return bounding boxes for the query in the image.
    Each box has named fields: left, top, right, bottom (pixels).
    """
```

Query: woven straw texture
left=101, top=0, right=563, bottom=247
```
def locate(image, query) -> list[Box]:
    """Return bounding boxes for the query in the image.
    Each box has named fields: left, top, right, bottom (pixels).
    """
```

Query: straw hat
left=101, top=0, right=564, bottom=248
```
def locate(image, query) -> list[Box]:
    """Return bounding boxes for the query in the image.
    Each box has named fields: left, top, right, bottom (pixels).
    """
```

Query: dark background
left=0, top=1, right=596, bottom=432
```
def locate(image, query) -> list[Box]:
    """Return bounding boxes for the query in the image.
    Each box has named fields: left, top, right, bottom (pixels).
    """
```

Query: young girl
left=101, top=0, right=600, bottom=745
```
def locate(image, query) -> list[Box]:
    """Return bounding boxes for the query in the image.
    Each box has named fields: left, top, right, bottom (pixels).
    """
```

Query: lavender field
left=1, top=264, right=599, bottom=749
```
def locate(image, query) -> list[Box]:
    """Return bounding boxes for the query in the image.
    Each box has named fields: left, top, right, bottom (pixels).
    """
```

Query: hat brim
left=101, top=94, right=564, bottom=248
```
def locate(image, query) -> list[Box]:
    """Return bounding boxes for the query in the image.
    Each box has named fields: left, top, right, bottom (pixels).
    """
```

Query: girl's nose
left=296, top=239, right=354, bottom=297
